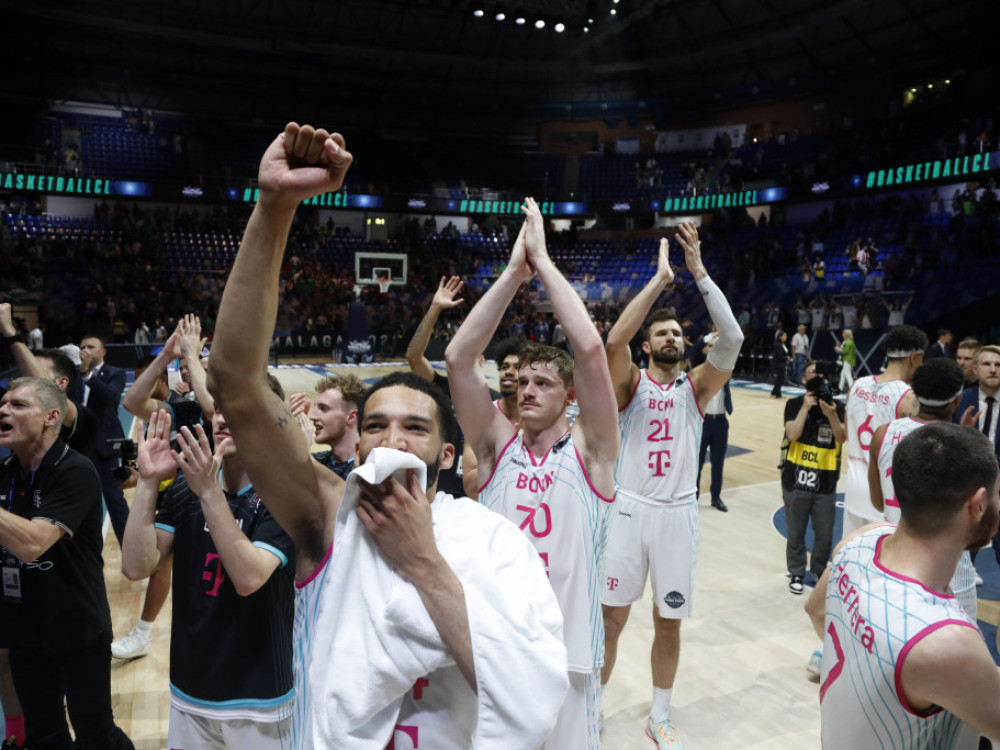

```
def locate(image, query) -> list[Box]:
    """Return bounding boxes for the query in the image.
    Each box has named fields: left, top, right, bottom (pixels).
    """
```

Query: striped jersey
left=820, top=527, right=979, bottom=750
left=875, top=417, right=978, bottom=619
left=615, top=370, right=704, bottom=504
left=479, top=430, right=614, bottom=671
left=846, top=375, right=913, bottom=523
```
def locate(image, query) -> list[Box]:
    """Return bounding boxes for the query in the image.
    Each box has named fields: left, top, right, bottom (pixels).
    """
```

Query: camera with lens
left=108, top=438, right=138, bottom=483
left=805, top=373, right=835, bottom=404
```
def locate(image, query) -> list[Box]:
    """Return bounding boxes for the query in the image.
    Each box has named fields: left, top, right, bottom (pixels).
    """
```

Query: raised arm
left=677, top=222, right=744, bottom=405
left=123, top=332, right=181, bottom=420
left=445, top=222, right=531, bottom=466
left=121, top=410, right=176, bottom=580
left=406, top=276, right=464, bottom=382
left=604, top=239, right=672, bottom=407
left=176, top=314, right=215, bottom=419
left=175, top=425, right=280, bottom=596
left=0, top=303, right=78, bottom=427
left=522, top=197, right=619, bottom=488
left=207, top=123, right=352, bottom=575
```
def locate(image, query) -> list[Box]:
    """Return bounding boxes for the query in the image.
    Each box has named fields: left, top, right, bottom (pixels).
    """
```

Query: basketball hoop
left=377, top=277, right=391, bottom=294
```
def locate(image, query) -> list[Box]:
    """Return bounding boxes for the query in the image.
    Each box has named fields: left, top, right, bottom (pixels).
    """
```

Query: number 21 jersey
left=616, top=370, right=704, bottom=505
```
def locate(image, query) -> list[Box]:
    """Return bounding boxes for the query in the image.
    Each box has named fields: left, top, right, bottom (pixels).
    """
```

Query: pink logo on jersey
left=833, top=563, right=875, bottom=653
left=648, top=398, right=675, bottom=412
left=607, top=577, right=619, bottom=591
left=648, top=449, right=672, bottom=476
left=202, top=553, right=226, bottom=597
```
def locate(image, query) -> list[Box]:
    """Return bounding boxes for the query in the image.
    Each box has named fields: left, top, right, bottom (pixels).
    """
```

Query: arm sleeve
left=699, top=276, right=743, bottom=372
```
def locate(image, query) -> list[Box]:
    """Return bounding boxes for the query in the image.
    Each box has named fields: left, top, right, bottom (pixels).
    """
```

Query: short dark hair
left=894, top=423, right=999, bottom=535
left=643, top=309, right=681, bottom=342
left=910, top=359, right=965, bottom=404
left=883, top=325, right=929, bottom=361
left=80, top=334, right=106, bottom=346
left=518, top=343, right=574, bottom=389
left=490, top=335, right=527, bottom=364
left=34, top=348, right=77, bottom=384
left=358, top=371, right=459, bottom=447
left=937, top=328, right=952, bottom=339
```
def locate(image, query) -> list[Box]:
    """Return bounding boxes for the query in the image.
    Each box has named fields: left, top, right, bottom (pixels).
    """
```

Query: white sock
left=136, top=618, right=154, bottom=634
left=651, top=687, right=672, bottom=722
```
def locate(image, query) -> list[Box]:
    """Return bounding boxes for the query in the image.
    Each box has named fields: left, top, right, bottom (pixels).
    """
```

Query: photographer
left=781, top=361, right=846, bottom=596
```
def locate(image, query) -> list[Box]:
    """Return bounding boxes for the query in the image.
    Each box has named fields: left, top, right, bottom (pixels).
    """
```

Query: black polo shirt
left=0, top=439, right=112, bottom=653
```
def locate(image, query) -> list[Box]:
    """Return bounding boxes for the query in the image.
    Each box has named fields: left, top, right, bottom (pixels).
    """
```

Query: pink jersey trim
left=618, top=371, right=644, bottom=414
left=494, top=399, right=516, bottom=426
left=573, top=445, right=615, bottom=503
left=479, top=431, right=519, bottom=494
left=873, top=534, right=956, bottom=599
left=894, top=620, right=978, bottom=717
left=894, top=387, right=914, bottom=419
left=527, top=431, right=570, bottom=466
left=643, top=369, right=676, bottom=390
left=687, top=374, right=704, bottom=418
left=295, top=539, right=334, bottom=589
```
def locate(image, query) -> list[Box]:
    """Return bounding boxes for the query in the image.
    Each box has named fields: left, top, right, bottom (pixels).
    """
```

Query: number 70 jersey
left=616, top=370, right=704, bottom=505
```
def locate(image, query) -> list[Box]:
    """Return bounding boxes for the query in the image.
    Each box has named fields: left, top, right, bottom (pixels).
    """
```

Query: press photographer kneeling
left=780, top=360, right=846, bottom=595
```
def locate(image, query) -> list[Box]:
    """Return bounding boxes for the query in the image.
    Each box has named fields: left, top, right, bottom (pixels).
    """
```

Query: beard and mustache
left=650, top=346, right=682, bottom=365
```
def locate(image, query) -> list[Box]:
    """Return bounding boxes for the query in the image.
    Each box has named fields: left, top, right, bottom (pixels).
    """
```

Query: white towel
left=304, top=447, right=569, bottom=749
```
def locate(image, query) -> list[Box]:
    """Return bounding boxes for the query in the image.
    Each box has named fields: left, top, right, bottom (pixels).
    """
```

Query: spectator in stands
left=791, top=324, right=810, bottom=383
left=925, top=329, right=954, bottom=360
left=134, top=322, right=151, bottom=345
left=812, top=255, right=826, bottom=280
left=882, top=293, right=913, bottom=327
left=0, top=377, right=135, bottom=750
left=27, top=323, right=45, bottom=351
left=957, top=338, right=982, bottom=387
left=809, top=297, right=827, bottom=332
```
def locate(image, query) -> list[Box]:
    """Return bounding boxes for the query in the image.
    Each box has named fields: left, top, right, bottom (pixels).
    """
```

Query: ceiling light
left=945, top=79, right=951, bottom=84
left=928, top=83, right=933, bottom=89
left=584, top=26, right=589, bottom=32
left=495, top=12, right=505, bottom=20
left=515, top=16, right=525, bottom=24
left=910, top=88, right=917, bottom=93
left=535, top=19, right=545, bottom=28
left=588, top=18, right=594, bottom=22
left=610, top=8, right=616, bottom=14
left=473, top=9, right=484, bottom=17
left=555, top=22, right=565, bottom=32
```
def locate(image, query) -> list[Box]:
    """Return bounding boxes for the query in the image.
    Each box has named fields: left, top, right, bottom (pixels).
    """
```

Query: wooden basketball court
left=106, top=360, right=826, bottom=749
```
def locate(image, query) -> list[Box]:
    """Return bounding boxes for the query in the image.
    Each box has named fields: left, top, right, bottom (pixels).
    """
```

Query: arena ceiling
left=2, top=0, right=992, bottom=138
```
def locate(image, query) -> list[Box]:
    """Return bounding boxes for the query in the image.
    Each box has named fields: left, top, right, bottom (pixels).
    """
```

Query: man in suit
left=956, top=344, right=1000, bottom=571
left=697, top=338, right=733, bottom=512
left=924, top=328, right=954, bottom=360
left=79, top=335, right=129, bottom=544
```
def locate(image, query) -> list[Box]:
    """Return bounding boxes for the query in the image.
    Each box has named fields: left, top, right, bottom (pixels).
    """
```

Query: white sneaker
left=806, top=648, right=822, bottom=681
left=646, top=715, right=684, bottom=748
left=111, top=626, right=152, bottom=660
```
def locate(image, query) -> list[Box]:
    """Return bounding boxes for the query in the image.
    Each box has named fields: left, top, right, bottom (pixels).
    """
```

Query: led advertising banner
left=858, top=151, right=999, bottom=190
left=0, top=172, right=152, bottom=197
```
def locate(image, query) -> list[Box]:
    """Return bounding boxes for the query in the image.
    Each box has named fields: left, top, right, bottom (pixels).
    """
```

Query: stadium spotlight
left=496, top=12, right=505, bottom=20
left=515, top=16, right=526, bottom=24
left=555, top=22, right=565, bottom=32
left=473, top=9, right=484, bottom=17
left=535, top=19, right=545, bottom=28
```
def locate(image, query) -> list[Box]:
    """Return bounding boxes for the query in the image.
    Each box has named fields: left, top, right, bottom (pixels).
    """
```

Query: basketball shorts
left=167, top=706, right=291, bottom=749
left=601, top=490, right=698, bottom=618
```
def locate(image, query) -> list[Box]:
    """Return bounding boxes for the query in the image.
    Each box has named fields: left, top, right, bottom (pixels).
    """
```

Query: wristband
left=1, top=332, right=25, bottom=347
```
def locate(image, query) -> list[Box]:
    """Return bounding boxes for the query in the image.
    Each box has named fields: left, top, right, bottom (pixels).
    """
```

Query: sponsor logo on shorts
left=664, top=591, right=685, bottom=609
left=618, top=511, right=632, bottom=518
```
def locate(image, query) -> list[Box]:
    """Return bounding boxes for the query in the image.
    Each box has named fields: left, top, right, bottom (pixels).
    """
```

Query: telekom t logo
left=203, top=553, right=226, bottom=597
left=607, top=577, right=619, bottom=591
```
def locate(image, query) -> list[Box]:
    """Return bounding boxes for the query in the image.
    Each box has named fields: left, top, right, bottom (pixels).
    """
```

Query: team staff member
left=0, top=377, right=133, bottom=750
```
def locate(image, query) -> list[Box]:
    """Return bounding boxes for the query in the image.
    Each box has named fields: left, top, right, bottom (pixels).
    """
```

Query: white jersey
left=479, top=431, right=614, bottom=672
left=875, top=417, right=978, bottom=619
left=616, top=370, right=704, bottom=505
left=820, top=527, right=979, bottom=750
left=845, top=375, right=912, bottom=523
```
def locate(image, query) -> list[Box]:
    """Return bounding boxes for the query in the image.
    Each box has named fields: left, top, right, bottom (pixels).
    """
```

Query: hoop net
left=377, top=277, right=391, bottom=294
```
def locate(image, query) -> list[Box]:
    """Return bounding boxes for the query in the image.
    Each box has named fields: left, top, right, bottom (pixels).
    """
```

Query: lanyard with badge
left=3, top=471, right=36, bottom=603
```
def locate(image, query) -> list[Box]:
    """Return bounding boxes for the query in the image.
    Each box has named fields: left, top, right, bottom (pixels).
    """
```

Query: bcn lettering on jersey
left=833, top=563, right=875, bottom=653
left=648, top=397, right=675, bottom=411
